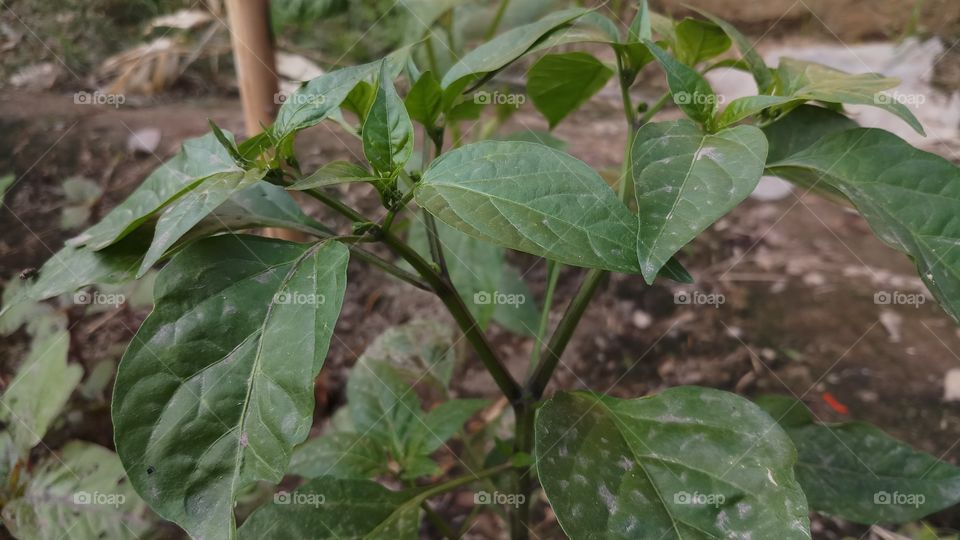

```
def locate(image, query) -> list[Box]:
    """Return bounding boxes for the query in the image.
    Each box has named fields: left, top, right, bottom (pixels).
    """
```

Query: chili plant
left=9, top=1, right=960, bottom=539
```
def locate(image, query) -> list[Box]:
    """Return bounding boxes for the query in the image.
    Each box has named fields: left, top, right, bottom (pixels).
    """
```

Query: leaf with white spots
left=632, top=119, right=767, bottom=283
left=536, top=388, right=811, bottom=539
left=112, top=235, right=348, bottom=540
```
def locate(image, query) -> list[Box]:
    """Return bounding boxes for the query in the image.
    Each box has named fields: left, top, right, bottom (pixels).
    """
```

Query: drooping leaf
left=527, top=52, right=614, bottom=128
left=404, top=70, right=443, bottom=128
left=762, top=105, right=859, bottom=163
left=692, top=8, right=774, bottom=93
left=112, top=235, right=348, bottom=539
left=137, top=168, right=267, bottom=276
left=0, top=329, right=82, bottom=455
left=286, top=161, right=375, bottom=190
left=673, top=18, right=731, bottom=65
left=757, top=395, right=960, bottom=524
left=644, top=40, right=718, bottom=126
left=69, top=132, right=240, bottom=250
left=536, top=388, right=811, bottom=539
left=1, top=442, right=151, bottom=540
left=767, top=128, right=960, bottom=322
left=440, top=8, right=590, bottom=92
left=238, top=477, right=422, bottom=539
left=416, top=140, right=640, bottom=273
left=632, top=119, right=768, bottom=283
left=363, top=61, right=416, bottom=176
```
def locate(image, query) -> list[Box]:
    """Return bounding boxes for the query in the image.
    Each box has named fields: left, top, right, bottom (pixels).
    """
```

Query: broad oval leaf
left=762, top=105, right=858, bottom=163
left=416, top=140, right=641, bottom=273
left=767, top=128, right=960, bottom=322
left=238, top=477, right=422, bottom=539
left=673, top=18, right=731, bottom=65
left=69, top=132, right=240, bottom=250
left=644, top=40, right=718, bottom=126
left=757, top=395, right=960, bottom=523
left=112, top=235, right=348, bottom=539
left=363, top=61, right=415, bottom=176
left=536, top=388, right=811, bottom=539
left=527, top=52, right=614, bottom=128
left=632, top=119, right=768, bottom=283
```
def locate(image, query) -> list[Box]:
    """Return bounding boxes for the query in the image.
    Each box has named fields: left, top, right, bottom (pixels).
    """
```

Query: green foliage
left=12, top=3, right=960, bottom=539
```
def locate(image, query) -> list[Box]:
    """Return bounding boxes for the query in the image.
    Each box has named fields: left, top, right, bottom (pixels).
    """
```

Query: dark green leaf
left=762, top=105, right=858, bottom=163
left=692, top=9, right=774, bottom=93
left=527, top=52, right=614, bottom=128
left=342, top=80, right=376, bottom=123
left=768, top=128, right=960, bottom=322
left=112, top=236, right=348, bottom=539
left=416, top=140, right=640, bottom=273
left=536, top=388, right=810, bottom=539
left=632, top=120, right=767, bottom=282
left=644, top=40, right=718, bottom=126
left=757, top=395, right=960, bottom=524
left=405, top=70, right=443, bottom=127
left=363, top=61, right=415, bottom=176
left=673, top=18, right=731, bottom=65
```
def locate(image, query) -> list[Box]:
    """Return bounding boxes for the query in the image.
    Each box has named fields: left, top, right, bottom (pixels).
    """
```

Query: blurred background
left=1, top=0, right=959, bottom=538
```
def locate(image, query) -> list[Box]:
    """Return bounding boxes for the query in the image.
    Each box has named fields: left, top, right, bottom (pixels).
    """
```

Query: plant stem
left=529, top=259, right=560, bottom=370
left=349, top=248, right=430, bottom=291
left=420, top=462, right=514, bottom=500
left=421, top=127, right=450, bottom=278
left=509, top=402, right=535, bottom=540
left=422, top=502, right=459, bottom=540
left=485, top=0, right=511, bottom=40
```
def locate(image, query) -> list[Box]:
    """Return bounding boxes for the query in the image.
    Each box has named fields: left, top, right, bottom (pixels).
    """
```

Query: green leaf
left=493, top=129, right=567, bottom=150
left=527, top=52, right=614, bottom=128
left=762, top=105, right=858, bottom=163
left=137, top=168, right=266, bottom=277
left=632, top=120, right=767, bottom=283
left=0, top=329, right=82, bottom=455
left=757, top=395, right=960, bottom=523
left=201, top=182, right=330, bottom=236
left=112, top=236, right=348, bottom=539
left=406, top=399, right=488, bottom=457
left=440, top=8, right=590, bottom=90
left=238, top=477, right=422, bottom=539
left=673, top=18, right=731, bottom=65
left=491, top=264, right=541, bottom=336
left=774, top=58, right=924, bottom=135
left=405, top=70, right=443, bottom=128
left=209, top=119, right=244, bottom=165
left=0, top=173, right=14, bottom=203
left=717, top=94, right=798, bottom=127
left=1, top=442, right=150, bottom=540
left=350, top=320, right=457, bottom=392
left=342, top=80, right=376, bottom=123
left=659, top=256, right=694, bottom=284
left=363, top=61, right=415, bottom=176
left=692, top=8, right=774, bottom=94
left=628, top=0, right=652, bottom=41
left=644, top=40, right=718, bottom=126
left=69, top=132, right=240, bottom=250
left=286, top=161, right=375, bottom=190
left=767, top=128, right=960, bottom=322
left=289, top=431, right=389, bottom=480
left=535, top=388, right=810, bottom=539
left=416, top=140, right=640, bottom=273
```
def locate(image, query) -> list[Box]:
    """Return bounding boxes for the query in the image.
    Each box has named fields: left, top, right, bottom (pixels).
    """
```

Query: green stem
left=639, top=91, right=672, bottom=125
left=420, top=127, right=450, bottom=278
left=422, top=502, right=458, bottom=540
left=350, top=248, right=430, bottom=291
left=420, top=462, right=514, bottom=500
left=529, top=259, right=560, bottom=371
left=510, top=402, right=535, bottom=540
left=485, top=0, right=511, bottom=40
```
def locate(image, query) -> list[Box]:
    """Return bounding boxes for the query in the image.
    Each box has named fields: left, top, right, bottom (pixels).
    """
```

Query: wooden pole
left=225, top=0, right=305, bottom=241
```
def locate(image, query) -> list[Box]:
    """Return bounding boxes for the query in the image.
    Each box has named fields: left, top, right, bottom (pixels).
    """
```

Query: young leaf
left=632, top=120, right=768, bottom=283
left=68, top=132, right=240, bottom=250
left=767, top=128, right=960, bottom=322
left=404, top=70, right=443, bottom=128
left=673, top=18, right=731, bottom=65
left=416, top=140, right=641, bottom=273
left=137, top=168, right=267, bottom=276
left=527, top=52, right=614, bottom=128
left=363, top=61, right=415, bottom=176
left=1, top=442, right=151, bottom=540
left=628, top=0, right=652, bottom=41
left=757, top=395, right=960, bottom=523
left=112, top=235, right=348, bottom=539
left=692, top=8, right=775, bottom=94
left=644, top=40, right=718, bottom=126
left=286, top=161, right=375, bottom=190
left=342, top=80, right=376, bottom=123
left=238, top=477, right=423, bottom=539
left=440, top=8, right=590, bottom=91
left=536, top=388, right=810, bottom=539
left=0, top=329, right=82, bottom=455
